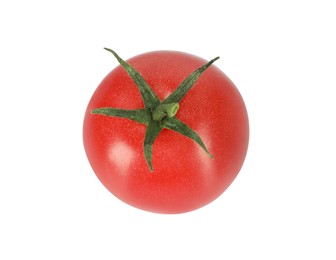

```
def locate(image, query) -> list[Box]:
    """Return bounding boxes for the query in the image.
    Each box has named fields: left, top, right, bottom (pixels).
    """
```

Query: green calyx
left=91, top=48, right=219, bottom=172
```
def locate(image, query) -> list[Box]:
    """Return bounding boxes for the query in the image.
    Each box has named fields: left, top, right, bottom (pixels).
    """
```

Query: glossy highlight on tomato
left=83, top=49, right=249, bottom=214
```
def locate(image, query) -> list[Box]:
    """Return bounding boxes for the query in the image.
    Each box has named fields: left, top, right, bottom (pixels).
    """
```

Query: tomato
left=83, top=49, right=249, bottom=214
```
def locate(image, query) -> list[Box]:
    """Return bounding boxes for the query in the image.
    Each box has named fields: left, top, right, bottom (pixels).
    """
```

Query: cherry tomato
left=83, top=49, right=249, bottom=214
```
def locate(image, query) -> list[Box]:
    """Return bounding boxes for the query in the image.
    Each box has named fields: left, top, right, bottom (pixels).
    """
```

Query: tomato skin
left=83, top=50, right=249, bottom=214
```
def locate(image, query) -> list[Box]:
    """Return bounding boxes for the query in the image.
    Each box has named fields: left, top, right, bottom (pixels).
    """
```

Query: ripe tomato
left=83, top=49, right=249, bottom=214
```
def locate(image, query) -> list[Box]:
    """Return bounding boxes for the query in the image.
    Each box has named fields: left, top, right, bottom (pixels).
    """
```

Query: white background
left=1, top=0, right=335, bottom=259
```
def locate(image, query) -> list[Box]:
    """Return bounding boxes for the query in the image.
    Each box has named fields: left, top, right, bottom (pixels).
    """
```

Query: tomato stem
left=152, top=103, right=179, bottom=121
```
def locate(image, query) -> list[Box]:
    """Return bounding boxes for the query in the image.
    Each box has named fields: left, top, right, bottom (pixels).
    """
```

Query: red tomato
left=83, top=49, right=249, bottom=214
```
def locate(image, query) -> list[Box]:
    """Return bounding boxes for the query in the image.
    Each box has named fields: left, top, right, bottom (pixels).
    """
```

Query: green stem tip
left=152, top=103, right=180, bottom=121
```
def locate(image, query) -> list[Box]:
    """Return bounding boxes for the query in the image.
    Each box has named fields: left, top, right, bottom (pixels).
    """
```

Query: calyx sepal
left=92, top=48, right=218, bottom=172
